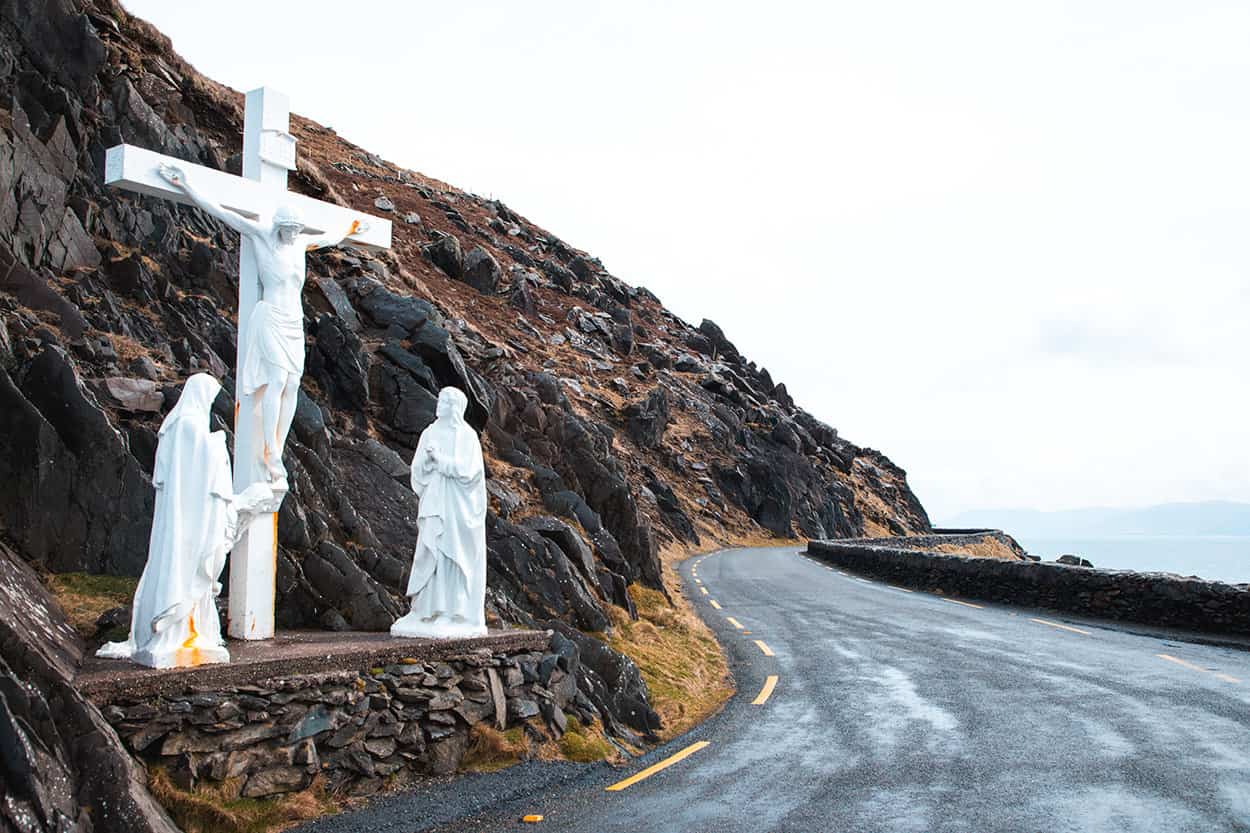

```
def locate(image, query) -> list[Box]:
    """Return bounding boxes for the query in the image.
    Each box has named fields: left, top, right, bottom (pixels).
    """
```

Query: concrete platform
left=76, top=628, right=550, bottom=705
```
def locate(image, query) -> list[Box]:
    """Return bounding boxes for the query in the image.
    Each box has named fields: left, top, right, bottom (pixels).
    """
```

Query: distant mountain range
left=946, top=502, right=1250, bottom=538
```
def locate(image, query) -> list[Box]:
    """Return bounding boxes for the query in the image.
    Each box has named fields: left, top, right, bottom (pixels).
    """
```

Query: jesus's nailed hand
left=158, top=163, right=186, bottom=186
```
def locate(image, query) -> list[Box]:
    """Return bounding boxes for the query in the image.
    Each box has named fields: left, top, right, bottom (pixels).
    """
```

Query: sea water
left=1017, top=536, right=1250, bottom=585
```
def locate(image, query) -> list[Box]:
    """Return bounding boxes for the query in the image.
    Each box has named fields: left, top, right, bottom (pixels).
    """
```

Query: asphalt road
left=307, top=546, right=1250, bottom=833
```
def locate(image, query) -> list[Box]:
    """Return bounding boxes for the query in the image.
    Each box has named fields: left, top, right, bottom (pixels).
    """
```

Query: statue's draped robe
left=238, top=297, right=303, bottom=395
left=397, top=391, right=487, bottom=637
left=98, top=375, right=234, bottom=667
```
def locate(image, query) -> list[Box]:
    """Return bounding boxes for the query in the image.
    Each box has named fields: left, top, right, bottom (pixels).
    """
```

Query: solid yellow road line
left=889, top=585, right=914, bottom=593
left=726, top=617, right=744, bottom=630
left=700, top=587, right=708, bottom=595
left=709, top=600, right=722, bottom=610
left=754, top=639, right=774, bottom=657
left=605, top=741, right=710, bottom=791
left=941, top=598, right=984, bottom=610
left=1030, top=618, right=1091, bottom=636
left=752, top=675, right=779, bottom=705
left=1157, top=653, right=1206, bottom=673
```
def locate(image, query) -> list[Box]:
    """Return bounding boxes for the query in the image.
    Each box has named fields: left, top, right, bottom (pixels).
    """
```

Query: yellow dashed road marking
left=754, top=640, right=774, bottom=657
left=889, top=585, right=914, bottom=593
left=1157, top=653, right=1205, bottom=672
left=752, top=675, right=779, bottom=705
left=700, top=587, right=708, bottom=595
left=605, top=741, right=711, bottom=791
left=1158, top=654, right=1240, bottom=683
left=709, top=600, right=722, bottom=610
left=941, top=598, right=984, bottom=610
left=1030, top=618, right=1090, bottom=636
left=726, top=617, right=744, bottom=630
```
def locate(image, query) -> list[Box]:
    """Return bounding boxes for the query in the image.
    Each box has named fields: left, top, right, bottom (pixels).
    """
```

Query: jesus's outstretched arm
left=304, top=217, right=369, bottom=251
left=158, top=163, right=267, bottom=240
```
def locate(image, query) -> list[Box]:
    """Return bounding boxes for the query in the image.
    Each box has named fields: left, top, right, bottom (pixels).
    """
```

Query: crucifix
left=105, top=87, right=392, bottom=641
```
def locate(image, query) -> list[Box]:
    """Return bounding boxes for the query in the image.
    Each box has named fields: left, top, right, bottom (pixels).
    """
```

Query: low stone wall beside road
left=807, top=538, right=1250, bottom=635
left=89, top=634, right=585, bottom=799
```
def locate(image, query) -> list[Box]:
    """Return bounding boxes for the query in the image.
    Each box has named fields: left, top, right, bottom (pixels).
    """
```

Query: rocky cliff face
left=0, top=0, right=929, bottom=792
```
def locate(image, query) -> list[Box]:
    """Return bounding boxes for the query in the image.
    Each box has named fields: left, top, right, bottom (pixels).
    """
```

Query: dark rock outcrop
left=0, top=541, right=179, bottom=833
left=623, top=386, right=669, bottom=449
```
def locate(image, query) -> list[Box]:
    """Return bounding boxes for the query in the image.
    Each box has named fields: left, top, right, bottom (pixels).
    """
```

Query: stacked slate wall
left=91, top=637, right=590, bottom=799
left=807, top=539, right=1250, bottom=635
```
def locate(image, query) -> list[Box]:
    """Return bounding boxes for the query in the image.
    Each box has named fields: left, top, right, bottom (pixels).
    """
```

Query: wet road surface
left=303, top=546, right=1250, bottom=833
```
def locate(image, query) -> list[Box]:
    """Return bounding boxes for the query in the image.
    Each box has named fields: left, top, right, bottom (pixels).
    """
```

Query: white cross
left=105, top=87, right=392, bottom=641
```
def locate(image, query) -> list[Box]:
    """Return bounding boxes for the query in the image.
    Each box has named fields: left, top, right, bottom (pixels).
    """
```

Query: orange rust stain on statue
left=272, top=512, right=278, bottom=579
left=176, top=615, right=201, bottom=666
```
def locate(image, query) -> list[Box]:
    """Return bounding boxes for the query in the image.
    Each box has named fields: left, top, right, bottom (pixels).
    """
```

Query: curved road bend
left=303, top=546, right=1250, bottom=833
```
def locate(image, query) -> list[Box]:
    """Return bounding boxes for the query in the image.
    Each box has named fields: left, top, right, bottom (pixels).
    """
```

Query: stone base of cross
left=105, top=87, right=391, bottom=640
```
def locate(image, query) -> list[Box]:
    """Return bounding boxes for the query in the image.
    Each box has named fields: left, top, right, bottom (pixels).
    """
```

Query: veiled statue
left=391, top=387, right=488, bottom=639
left=97, top=375, right=274, bottom=667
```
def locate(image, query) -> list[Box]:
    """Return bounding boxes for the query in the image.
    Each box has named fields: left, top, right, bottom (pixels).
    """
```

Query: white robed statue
left=391, top=387, right=488, bottom=639
left=98, top=375, right=273, bottom=668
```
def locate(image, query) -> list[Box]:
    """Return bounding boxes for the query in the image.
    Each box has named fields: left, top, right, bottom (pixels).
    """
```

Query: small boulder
left=241, top=765, right=312, bottom=798
left=673, top=353, right=703, bottom=373
left=374, top=195, right=395, bottom=212
left=128, top=355, right=160, bottom=381
left=461, top=246, right=501, bottom=294
left=423, top=235, right=463, bottom=279
left=509, top=278, right=536, bottom=314
left=99, top=377, right=163, bottom=412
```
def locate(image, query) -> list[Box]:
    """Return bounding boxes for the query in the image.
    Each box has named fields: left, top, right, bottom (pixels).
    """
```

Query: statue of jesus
left=157, top=163, right=367, bottom=487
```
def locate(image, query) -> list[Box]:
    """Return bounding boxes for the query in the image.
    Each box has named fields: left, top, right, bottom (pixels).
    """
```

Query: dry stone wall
left=95, top=639, right=588, bottom=799
left=808, top=538, right=1250, bottom=635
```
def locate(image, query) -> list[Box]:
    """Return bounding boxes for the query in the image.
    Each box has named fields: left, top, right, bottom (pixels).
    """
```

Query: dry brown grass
left=107, top=330, right=167, bottom=369
left=606, top=552, right=734, bottom=741
left=860, top=518, right=892, bottom=537
left=45, top=572, right=137, bottom=638
left=147, top=768, right=336, bottom=833
left=932, top=538, right=1022, bottom=561
left=460, top=725, right=528, bottom=773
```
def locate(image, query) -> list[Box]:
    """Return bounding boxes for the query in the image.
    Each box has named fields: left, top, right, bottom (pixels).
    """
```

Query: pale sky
left=121, top=1, right=1250, bottom=520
